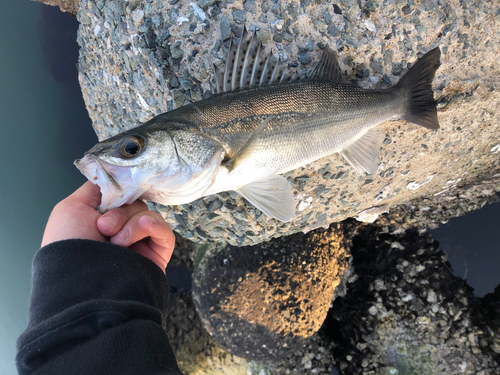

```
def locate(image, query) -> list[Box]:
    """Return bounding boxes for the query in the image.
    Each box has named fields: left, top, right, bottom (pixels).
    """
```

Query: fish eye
left=119, top=136, right=144, bottom=158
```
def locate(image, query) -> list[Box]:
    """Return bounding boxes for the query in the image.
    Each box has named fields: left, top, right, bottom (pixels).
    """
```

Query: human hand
left=41, top=181, right=175, bottom=272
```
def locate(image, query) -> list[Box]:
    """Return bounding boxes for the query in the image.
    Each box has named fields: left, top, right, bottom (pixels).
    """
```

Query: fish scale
left=163, top=80, right=403, bottom=190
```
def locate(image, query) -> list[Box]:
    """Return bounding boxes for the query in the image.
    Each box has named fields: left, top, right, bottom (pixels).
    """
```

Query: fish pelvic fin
left=237, top=175, right=295, bottom=222
left=340, top=127, right=385, bottom=175
left=396, top=47, right=441, bottom=130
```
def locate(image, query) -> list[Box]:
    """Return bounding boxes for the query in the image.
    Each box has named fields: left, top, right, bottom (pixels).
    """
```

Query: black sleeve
left=16, top=239, right=184, bottom=375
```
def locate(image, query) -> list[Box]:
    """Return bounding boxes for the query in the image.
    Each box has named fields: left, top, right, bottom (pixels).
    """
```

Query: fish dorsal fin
left=340, top=127, right=384, bottom=174
left=237, top=174, right=295, bottom=222
left=310, top=46, right=345, bottom=83
left=213, top=63, right=224, bottom=94
left=223, top=115, right=275, bottom=171
left=213, top=27, right=287, bottom=94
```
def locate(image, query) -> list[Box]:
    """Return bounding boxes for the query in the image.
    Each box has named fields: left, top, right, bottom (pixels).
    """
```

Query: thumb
left=69, top=181, right=102, bottom=208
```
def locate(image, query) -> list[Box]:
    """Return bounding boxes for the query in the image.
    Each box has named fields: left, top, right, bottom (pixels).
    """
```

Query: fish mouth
left=74, top=154, right=145, bottom=213
left=75, top=154, right=121, bottom=190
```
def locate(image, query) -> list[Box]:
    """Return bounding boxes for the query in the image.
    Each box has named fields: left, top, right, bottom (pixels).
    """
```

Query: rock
left=170, top=41, right=184, bottom=59
left=32, top=0, right=78, bottom=16
left=198, top=0, right=216, bottom=11
left=325, top=224, right=500, bottom=374
left=232, top=9, right=246, bottom=24
left=167, top=290, right=250, bottom=374
left=77, top=0, right=500, bottom=246
left=243, top=1, right=257, bottom=14
left=220, top=15, right=231, bottom=40
left=192, top=225, right=351, bottom=361
left=479, top=285, right=500, bottom=362
left=164, top=235, right=250, bottom=374
left=297, top=51, right=312, bottom=65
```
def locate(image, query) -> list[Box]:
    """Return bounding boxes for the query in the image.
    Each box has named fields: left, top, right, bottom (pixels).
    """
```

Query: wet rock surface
left=324, top=222, right=500, bottom=375
left=33, top=0, right=78, bottom=15
left=192, top=226, right=351, bottom=361
left=166, top=290, right=250, bottom=374
left=168, top=213, right=500, bottom=374
left=375, top=173, right=500, bottom=233
left=76, top=0, right=500, bottom=245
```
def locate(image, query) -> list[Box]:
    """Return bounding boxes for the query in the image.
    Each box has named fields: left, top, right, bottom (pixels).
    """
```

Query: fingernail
left=119, top=227, right=130, bottom=242
left=145, top=216, right=158, bottom=225
left=101, top=215, right=117, bottom=230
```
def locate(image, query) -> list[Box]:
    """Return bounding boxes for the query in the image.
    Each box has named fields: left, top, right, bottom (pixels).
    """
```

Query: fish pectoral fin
left=340, top=127, right=385, bottom=175
left=223, top=115, right=275, bottom=171
left=309, top=46, right=346, bottom=83
left=237, top=175, right=295, bottom=222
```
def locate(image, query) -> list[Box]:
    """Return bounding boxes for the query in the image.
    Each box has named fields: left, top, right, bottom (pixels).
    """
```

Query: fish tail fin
left=396, top=47, right=441, bottom=130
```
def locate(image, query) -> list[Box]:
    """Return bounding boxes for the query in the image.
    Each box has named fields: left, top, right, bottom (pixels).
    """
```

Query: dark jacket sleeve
left=16, top=239, right=184, bottom=375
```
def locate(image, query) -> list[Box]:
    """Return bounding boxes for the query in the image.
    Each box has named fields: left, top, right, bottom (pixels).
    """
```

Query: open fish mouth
left=74, top=154, right=147, bottom=212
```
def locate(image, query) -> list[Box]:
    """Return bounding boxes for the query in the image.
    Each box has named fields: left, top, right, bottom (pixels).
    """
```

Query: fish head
left=75, top=125, right=224, bottom=212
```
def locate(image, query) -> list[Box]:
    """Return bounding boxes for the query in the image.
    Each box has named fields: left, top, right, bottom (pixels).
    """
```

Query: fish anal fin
left=237, top=175, right=295, bottom=222
left=310, top=46, right=345, bottom=83
left=340, top=127, right=384, bottom=175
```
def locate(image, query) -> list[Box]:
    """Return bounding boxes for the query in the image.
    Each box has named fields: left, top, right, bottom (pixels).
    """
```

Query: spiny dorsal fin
left=213, top=63, right=224, bottom=94
left=309, top=46, right=345, bottom=83
left=212, top=29, right=345, bottom=93
left=213, top=27, right=288, bottom=93
left=340, top=127, right=384, bottom=175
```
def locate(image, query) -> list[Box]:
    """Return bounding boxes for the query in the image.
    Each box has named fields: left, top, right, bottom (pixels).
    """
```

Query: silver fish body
left=171, top=80, right=404, bottom=193
left=75, top=30, right=441, bottom=221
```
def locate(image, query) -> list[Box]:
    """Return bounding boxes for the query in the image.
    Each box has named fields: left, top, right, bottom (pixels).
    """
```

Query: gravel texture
left=325, top=222, right=500, bottom=375
left=76, top=0, right=500, bottom=245
left=167, top=208, right=500, bottom=374
left=192, top=225, right=351, bottom=360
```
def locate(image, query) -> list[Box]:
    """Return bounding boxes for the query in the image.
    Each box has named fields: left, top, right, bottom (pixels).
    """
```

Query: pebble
left=297, top=51, right=312, bottom=65
left=220, top=15, right=231, bottom=40
left=232, top=9, right=247, bottom=24
left=170, top=41, right=184, bottom=59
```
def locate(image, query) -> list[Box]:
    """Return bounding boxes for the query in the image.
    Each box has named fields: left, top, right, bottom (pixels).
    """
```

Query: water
left=0, top=2, right=96, bottom=373
left=0, top=2, right=498, bottom=374
left=429, top=201, right=500, bottom=298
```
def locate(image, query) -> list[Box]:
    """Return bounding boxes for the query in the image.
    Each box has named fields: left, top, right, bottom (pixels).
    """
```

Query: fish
left=75, top=29, right=441, bottom=222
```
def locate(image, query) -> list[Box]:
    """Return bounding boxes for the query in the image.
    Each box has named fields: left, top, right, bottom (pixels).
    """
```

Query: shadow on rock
left=324, top=222, right=500, bottom=374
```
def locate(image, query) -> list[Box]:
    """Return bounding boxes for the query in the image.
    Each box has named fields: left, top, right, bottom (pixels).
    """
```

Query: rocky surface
left=192, top=225, right=351, bottom=360
left=33, top=0, right=78, bottom=15
left=166, top=290, right=250, bottom=374
left=76, top=0, right=500, bottom=245
left=324, top=223, right=500, bottom=375
left=167, top=212, right=500, bottom=374
left=374, top=171, right=500, bottom=232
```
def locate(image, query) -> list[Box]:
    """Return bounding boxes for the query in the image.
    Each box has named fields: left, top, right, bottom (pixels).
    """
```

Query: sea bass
left=75, top=30, right=441, bottom=222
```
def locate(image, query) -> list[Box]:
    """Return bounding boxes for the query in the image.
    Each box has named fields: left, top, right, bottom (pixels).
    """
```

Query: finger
left=67, top=181, right=102, bottom=208
left=110, top=211, right=173, bottom=249
left=138, top=215, right=175, bottom=261
left=97, top=199, right=149, bottom=236
left=130, top=241, right=171, bottom=273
